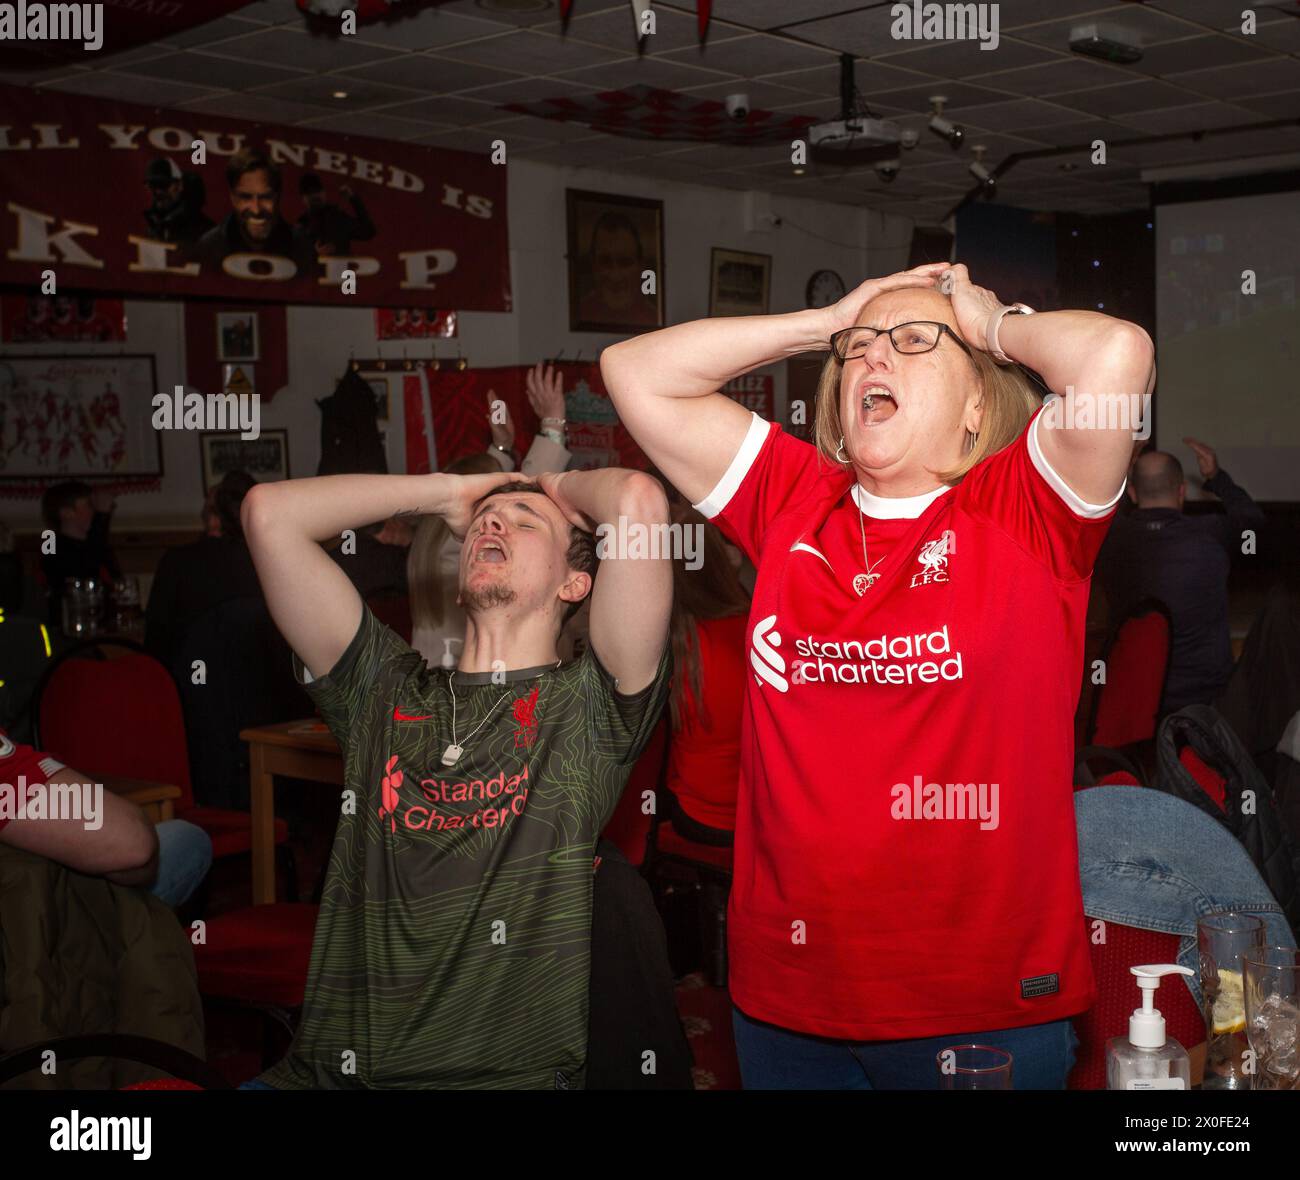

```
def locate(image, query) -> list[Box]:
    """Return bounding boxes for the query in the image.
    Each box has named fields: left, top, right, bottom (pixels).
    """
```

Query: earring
left=967, top=429, right=979, bottom=453
left=836, top=436, right=849, bottom=465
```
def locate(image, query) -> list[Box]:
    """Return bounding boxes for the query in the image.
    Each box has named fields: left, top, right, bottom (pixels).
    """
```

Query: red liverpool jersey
left=695, top=406, right=1119, bottom=1040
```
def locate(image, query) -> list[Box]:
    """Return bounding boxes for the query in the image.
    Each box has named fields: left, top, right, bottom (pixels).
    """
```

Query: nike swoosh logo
left=393, top=708, right=435, bottom=722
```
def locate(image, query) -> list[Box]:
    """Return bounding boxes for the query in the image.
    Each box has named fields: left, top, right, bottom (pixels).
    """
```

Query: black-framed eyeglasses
left=830, top=321, right=973, bottom=361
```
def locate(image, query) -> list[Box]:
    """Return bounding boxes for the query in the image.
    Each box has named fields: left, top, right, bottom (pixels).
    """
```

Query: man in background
left=39, top=481, right=120, bottom=628
left=142, top=156, right=214, bottom=249
left=1098, top=437, right=1265, bottom=715
left=295, top=173, right=375, bottom=258
left=194, top=149, right=312, bottom=276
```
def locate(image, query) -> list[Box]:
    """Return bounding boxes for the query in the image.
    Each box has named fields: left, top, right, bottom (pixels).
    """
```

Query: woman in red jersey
left=601, top=262, right=1155, bottom=1089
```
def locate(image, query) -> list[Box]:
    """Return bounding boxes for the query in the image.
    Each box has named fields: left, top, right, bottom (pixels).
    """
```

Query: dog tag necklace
left=442, top=675, right=510, bottom=768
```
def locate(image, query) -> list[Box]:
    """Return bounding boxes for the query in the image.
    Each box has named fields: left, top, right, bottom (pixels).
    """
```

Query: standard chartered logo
left=750, top=614, right=788, bottom=693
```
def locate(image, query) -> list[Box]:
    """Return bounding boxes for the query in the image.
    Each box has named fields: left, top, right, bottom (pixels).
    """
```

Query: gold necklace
left=854, top=490, right=887, bottom=596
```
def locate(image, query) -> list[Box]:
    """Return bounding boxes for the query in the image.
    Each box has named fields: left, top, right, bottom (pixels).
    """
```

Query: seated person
left=0, top=732, right=212, bottom=909
left=144, top=471, right=261, bottom=670
left=39, top=482, right=120, bottom=628
left=1097, top=438, right=1264, bottom=715
left=241, top=462, right=671, bottom=1088
left=664, top=496, right=750, bottom=845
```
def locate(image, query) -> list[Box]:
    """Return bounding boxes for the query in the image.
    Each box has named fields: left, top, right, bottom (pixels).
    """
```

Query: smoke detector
left=1069, top=22, right=1143, bottom=64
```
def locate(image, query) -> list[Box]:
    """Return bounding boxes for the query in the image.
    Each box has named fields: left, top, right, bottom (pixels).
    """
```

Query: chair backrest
left=36, top=643, right=193, bottom=805
left=1068, top=918, right=1206, bottom=1090
left=600, top=717, right=668, bottom=869
left=1089, top=599, right=1172, bottom=749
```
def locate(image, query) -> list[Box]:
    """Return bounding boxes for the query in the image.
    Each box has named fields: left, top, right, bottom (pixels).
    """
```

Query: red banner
left=418, top=363, right=650, bottom=473
left=0, top=84, right=510, bottom=309
left=1, top=294, right=125, bottom=341
left=721, top=373, right=773, bottom=419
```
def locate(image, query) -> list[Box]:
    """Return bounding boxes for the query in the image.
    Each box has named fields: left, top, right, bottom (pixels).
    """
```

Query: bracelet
left=986, top=302, right=1034, bottom=364
left=541, top=417, right=566, bottom=427
left=540, top=427, right=565, bottom=447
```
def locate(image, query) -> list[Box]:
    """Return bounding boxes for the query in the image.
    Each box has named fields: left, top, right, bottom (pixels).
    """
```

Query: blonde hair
left=811, top=342, right=1040, bottom=484
left=408, top=452, right=501, bottom=630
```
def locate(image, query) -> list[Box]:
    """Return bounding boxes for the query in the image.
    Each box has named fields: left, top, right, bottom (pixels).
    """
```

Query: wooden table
left=241, top=720, right=343, bottom=905
left=102, top=774, right=181, bottom=824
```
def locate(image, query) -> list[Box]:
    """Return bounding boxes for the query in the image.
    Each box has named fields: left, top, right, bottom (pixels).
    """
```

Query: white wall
left=2, top=157, right=912, bottom=528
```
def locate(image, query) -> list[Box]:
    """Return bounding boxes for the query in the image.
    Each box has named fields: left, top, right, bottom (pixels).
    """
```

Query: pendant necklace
left=854, top=489, right=887, bottom=597
left=442, top=675, right=510, bottom=767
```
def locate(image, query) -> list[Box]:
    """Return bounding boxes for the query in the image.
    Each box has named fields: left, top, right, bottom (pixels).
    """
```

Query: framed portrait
left=0, top=354, right=162, bottom=479
left=364, top=375, right=390, bottom=421
left=216, top=310, right=259, bottom=362
left=710, top=248, right=772, bottom=317
left=200, top=429, right=289, bottom=492
left=566, top=189, right=664, bottom=333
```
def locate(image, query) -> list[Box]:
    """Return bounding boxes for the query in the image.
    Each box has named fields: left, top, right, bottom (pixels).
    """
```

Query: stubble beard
left=461, top=583, right=518, bottom=613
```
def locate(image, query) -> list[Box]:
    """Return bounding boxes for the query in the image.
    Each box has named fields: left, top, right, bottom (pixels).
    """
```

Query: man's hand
left=486, top=389, right=515, bottom=453
left=1184, top=437, right=1218, bottom=480
left=525, top=362, right=566, bottom=421
left=437, top=469, right=530, bottom=540
left=374, top=517, right=415, bottom=547
left=91, top=488, right=116, bottom=514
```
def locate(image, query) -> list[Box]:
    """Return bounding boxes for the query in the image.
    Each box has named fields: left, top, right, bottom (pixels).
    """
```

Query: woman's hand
left=940, top=263, right=1004, bottom=352
left=821, top=263, right=950, bottom=339
left=435, top=469, right=529, bottom=540
left=525, top=362, right=566, bottom=421
left=486, top=388, right=515, bottom=452
left=536, top=471, right=597, bottom=532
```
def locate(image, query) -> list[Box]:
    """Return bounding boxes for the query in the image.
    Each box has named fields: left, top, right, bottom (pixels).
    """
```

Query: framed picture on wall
left=710, top=248, right=772, bottom=317
left=566, top=189, right=664, bottom=333
left=216, top=311, right=259, bottom=362
left=200, top=429, right=289, bottom=492
left=0, top=354, right=162, bottom=480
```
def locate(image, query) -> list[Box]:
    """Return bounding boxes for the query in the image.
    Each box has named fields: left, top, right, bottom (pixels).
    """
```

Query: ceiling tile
left=705, top=0, right=885, bottom=32
left=997, top=0, right=1147, bottom=29
left=348, top=7, right=510, bottom=51
left=1054, top=78, right=1205, bottom=116
left=1233, top=88, right=1300, bottom=117
left=296, top=110, right=442, bottom=140
left=960, top=98, right=1092, bottom=131
left=479, top=114, right=610, bottom=141
left=174, top=92, right=330, bottom=123
left=552, top=55, right=732, bottom=90
left=874, top=38, right=1060, bottom=79
left=458, top=75, right=603, bottom=104
left=224, top=0, right=299, bottom=26
left=247, top=75, right=425, bottom=109
left=659, top=32, right=838, bottom=76
left=1014, top=6, right=1204, bottom=50
left=974, top=57, right=1136, bottom=96
left=1171, top=58, right=1300, bottom=99
left=1110, top=101, right=1263, bottom=134
left=1248, top=17, right=1300, bottom=53
left=858, top=80, right=1013, bottom=114
left=162, top=14, right=289, bottom=50
left=216, top=27, right=402, bottom=72
left=436, top=27, right=627, bottom=73
left=428, top=0, right=573, bottom=30
left=41, top=73, right=220, bottom=106
left=115, top=50, right=303, bottom=91
left=339, top=53, right=521, bottom=93
left=789, top=5, right=914, bottom=57
left=566, top=4, right=713, bottom=53
left=378, top=94, right=504, bottom=124
left=1125, top=32, right=1277, bottom=75
left=1146, top=0, right=1277, bottom=33
left=674, top=78, right=812, bottom=109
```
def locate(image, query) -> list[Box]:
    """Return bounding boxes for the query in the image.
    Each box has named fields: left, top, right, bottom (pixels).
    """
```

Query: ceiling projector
left=809, top=117, right=902, bottom=165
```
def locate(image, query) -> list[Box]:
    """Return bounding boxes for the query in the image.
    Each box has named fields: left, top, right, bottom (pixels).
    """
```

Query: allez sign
left=0, top=84, right=511, bottom=309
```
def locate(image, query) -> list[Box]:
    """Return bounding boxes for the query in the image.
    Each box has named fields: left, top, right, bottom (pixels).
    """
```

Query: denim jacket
left=1076, top=786, right=1297, bottom=1010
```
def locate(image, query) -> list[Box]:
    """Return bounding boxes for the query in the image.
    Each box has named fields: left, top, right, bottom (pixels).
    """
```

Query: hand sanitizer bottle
left=1106, top=964, right=1195, bottom=1090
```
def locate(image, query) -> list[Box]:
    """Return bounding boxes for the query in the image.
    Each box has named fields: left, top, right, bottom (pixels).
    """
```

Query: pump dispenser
left=1106, top=964, right=1195, bottom=1090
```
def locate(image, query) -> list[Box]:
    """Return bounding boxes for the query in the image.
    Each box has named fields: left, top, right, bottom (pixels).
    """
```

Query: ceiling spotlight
left=928, top=96, right=964, bottom=150
left=331, top=90, right=349, bottom=100
left=876, top=159, right=900, bottom=182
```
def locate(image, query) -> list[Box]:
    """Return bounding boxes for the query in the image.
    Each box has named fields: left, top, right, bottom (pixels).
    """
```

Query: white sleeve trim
left=691, top=412, right=770, bottom=520
left=38, top=757, right=65, bottom=778
left=1028, top=408, right=1125, bottom=520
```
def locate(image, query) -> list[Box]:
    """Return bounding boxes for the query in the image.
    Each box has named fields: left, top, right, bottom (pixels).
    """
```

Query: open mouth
left=859, top=382, right=898, bottom=425
left=472, top=537, right=508, bottom=564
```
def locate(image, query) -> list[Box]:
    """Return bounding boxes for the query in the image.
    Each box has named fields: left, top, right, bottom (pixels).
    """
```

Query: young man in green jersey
left=241, top=466, right=672, bottom=1089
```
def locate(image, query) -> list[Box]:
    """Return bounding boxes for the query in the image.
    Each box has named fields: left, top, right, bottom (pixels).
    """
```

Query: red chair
left=1179, top=744, right=1228, bottom=812
left=193, top=903, right=320, bottom=1069
left=33, top=641, right=294, bottom=893
left=1086, top=598, right=1173, bottom=750
left=1069, top=917, right=1206, bottom=1089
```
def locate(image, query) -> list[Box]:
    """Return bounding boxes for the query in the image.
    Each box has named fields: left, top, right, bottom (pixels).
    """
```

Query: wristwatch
left=986, top=303, right=1034, bottom=364
left=540, top=417, right=566, bottom=447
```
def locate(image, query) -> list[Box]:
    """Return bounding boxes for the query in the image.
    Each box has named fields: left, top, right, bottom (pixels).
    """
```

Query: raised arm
left=243, top=470, right=526, bottom=679
left=945, top=263, right=1156, bottom=506
left=538, top=468, right=670, bottom=695
left=600, top=264, right=950, bottom=504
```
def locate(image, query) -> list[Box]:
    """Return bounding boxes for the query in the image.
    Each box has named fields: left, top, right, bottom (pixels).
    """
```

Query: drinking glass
left=61, top=576, right=103, bottom=639
left=936, top=1044, right=1013, bottom=1090
left=1198, top=911, right=1265, bottom=1090
left=110, top=575, right=142, bottom=633
left=1244, top=946, right=1300, bottom=1090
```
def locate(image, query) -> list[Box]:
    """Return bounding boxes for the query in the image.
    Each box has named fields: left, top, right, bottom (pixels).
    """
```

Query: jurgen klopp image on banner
left=194, top=148, right=315, bottom=278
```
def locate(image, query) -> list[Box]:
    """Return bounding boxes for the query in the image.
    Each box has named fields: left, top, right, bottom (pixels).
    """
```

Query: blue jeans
left=732, top=1007, right=1078, bottom=1090
left=147, top=820, right=212, bottom=908
left=1076, top=786, right=1296, bottom=1012
left=239, top=1078, right=277, bottom=1090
